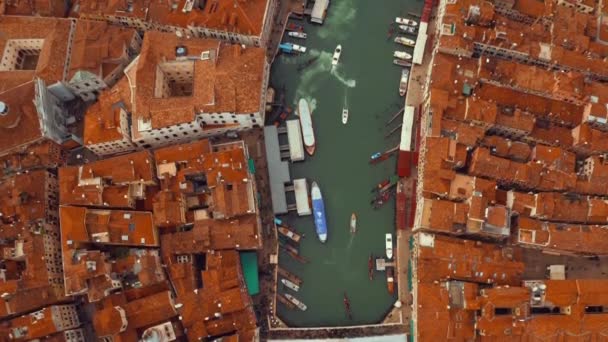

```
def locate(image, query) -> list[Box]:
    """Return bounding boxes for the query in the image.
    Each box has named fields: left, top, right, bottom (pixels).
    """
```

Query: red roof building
left=71, top=0, right=278, bottom=47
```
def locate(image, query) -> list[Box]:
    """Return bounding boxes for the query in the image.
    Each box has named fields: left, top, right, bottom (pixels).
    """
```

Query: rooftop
left=72, top=0, right=270, bottom=37
left=131, top=31, right=266, bottom=139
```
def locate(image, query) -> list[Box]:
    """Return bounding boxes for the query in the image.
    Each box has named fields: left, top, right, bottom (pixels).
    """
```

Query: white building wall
left=134, top=110, right=262, bottom=148
left=52, top=304, right=81, bottom=331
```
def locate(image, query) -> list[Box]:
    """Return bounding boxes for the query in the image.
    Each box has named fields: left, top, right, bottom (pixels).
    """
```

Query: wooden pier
left=278, top=266, right=303, bottom=286
left=386, top=107, right=405, bottom=126
left=277, top=293, right=296, bottom=310
left=282, top=248, right=310, bottom=264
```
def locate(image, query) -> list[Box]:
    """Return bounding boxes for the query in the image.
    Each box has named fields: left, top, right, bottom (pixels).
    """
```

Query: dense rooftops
left=415, top=0, right=608, bottom=339
left=71, top=0, right=273, bottom=44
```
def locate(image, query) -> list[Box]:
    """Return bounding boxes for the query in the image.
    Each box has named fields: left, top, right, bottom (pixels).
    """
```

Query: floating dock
left=286, top=120, right=305, bottom=162
left=293, top=178, right=311, bottom=216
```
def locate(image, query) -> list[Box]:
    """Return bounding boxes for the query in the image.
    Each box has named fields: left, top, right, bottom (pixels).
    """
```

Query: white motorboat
left=398, top=25, right=417, bottom=35
left=332, top=44, right=342, bottom=66
left=285, top=293, right=307, bottom=311
left=288, top=31, right=307, bottom=39
left=396, top=17, right=418, bottom=27
left=394, top=36, right=415, bottom=47
left=281, top=278, right=300, bottom=292
left=399, top=68, right=410, bottom=97
left=385, top=233, right=393, bottom=260
left=394, top=51, right=412, bottom=61
left=342, top=108, right=349, bottom=124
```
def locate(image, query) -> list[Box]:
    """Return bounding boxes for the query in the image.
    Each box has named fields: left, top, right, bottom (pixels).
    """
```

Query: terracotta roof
left=0, top=0, right=67, bottom=16
left=59, top=205, right=158, bottom=247
left=67, top=20, right=137, bottom=82
left=73, top=0, right=270, bottom=37
left=59, top=150, right=155, bottom=207
left=0, top=82, right=44, bottom=156
left=0, top=16, right=70, bottom=91
left=83, top=78, right=132, bottom=146
left=131, top=31, right=265, bottom=138
left=152, top=140, right=258, bottom=239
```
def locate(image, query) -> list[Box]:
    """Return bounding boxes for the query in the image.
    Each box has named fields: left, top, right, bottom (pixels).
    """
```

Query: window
left=0, top=39, right=44, bottom=71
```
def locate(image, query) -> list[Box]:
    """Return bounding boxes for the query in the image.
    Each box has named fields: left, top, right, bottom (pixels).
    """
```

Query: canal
left=270, top=0, right=422, bottom=327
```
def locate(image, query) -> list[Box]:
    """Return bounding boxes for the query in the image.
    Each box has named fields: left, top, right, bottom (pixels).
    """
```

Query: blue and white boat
left=311, top=181, right=328, bottom=243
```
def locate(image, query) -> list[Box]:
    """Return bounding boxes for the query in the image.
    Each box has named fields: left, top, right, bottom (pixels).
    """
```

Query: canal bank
left=268, top=0, right=423, bottom=328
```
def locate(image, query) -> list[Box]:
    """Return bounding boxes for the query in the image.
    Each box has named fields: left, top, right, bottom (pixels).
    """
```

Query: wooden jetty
left=385, top=123, right=403, bottom=138
left=278, top=266, right=303, bottom=286
left=386, top=107, right=405, bottom=126
left=277, top=293, right=296, bottom=310
left=282, top=247, right=310, bottom=264
left=277, top=225, right=302, bottom=243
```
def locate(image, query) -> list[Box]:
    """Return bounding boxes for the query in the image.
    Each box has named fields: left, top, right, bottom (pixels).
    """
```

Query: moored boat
left=393, top=59, right=413, bottom=68
left=372, top=178, right=391, bottom=192
left=385, top=233, right=393, bottom=260
left=298, top=98, right=316, bottom=155
left=398, top=25, right=417, bottom=34
left=278, top=225, right=302, bottom=243
left=286, top=23, right=304, bottom=32
left=395, top=17, right=418, bottom=26
left=342, top=108, right=349, bottom=124
left=343, top=292, right=353, bottom=320
left=394, top=51, right=412, bottom=61
left=350, top=213, right=357, bottom=233
left=285, top=293, right=307, bottom=311
left=387, top=267, right=395, bottom=294
left=394, top=36, right=416, bottom=47
left=399, top=68, right=410, bottom=97
left=332, top=44, right=342, bottom=66
left=311, top=181, right=328, bottom=243
left=279, top=42, right=307, bottom=54
left=281, top=278, right=300, bottom=292
left=288, top=31, right=307, bottom=39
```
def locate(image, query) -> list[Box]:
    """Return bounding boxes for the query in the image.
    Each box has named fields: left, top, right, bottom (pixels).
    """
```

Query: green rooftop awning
left=240, top=252, right=260, bottom=295
left=248, top=159, right=256, bottom=174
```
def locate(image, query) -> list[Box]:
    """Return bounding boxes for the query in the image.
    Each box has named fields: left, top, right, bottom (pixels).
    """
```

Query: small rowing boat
left=350, top=213, right=357, bottom=233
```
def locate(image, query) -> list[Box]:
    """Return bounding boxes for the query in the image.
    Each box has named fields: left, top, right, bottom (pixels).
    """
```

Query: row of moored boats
left=392, top=17, right=417, bottom=96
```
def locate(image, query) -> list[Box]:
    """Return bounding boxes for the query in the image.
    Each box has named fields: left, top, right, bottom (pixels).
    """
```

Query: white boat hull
left=342, top=109, right=348, bottom=124
left=332, top=44, right=342, bottom=66
left=298, top=99, right=316, bottom=155
left=386, top=233, right=393, bottom=260
left=281, top=278, right=300, bottom=292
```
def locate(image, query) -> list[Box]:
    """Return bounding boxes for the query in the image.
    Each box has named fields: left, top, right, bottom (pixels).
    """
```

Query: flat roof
left=263, top=125, right=290, bottom=214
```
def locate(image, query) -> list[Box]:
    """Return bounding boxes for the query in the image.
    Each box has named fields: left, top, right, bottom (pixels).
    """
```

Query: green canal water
left=270, top=0, right=422, bottom=327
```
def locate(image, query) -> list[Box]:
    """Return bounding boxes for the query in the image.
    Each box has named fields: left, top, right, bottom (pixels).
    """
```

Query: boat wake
left=330, top=67, right=357, bottom=88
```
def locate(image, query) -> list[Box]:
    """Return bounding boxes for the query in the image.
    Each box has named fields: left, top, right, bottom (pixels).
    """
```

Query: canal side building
left=412, top=0, right=608, bottom=339
left=82, top=31, right=269, bottom=154
left=0, top=16, right=141, bottom=156
left=0, top=170, right=67, bottom=319
left=70, top=0, right=278, bottom=48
